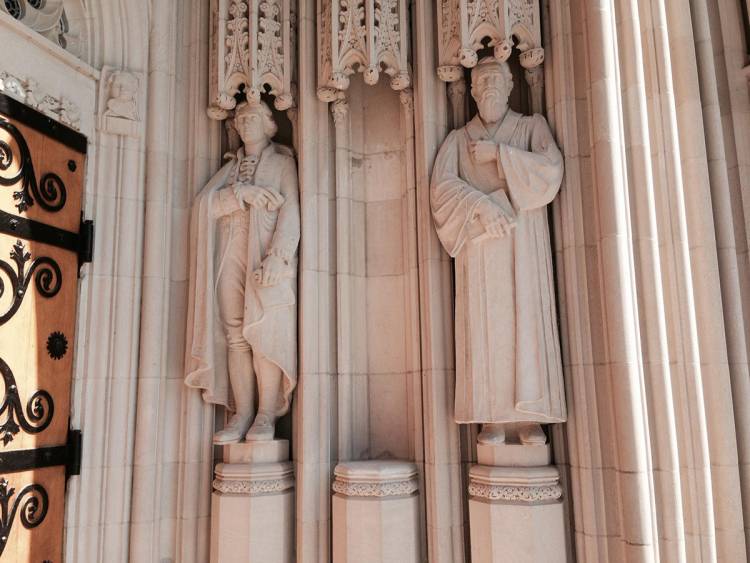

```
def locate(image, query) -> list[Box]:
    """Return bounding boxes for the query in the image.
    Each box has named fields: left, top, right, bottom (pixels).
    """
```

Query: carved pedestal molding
left=332, top=461, right=421, bottom=563
left=213, top=462, right=295, bottom=496
left=332, top=461, right=419, bottom=498
left=208, top=0, right=297, bottom=119
left=0, top=71, right=80, bottom=130
left=468, top=465, right=562, bottom=504
left=316, top=0, right=411, bottom=102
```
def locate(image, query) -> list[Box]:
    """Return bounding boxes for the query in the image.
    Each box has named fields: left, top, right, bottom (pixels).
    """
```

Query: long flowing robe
left=184, top=143, right=300, bottom=412
left=431, top=111, right=566, bottom=423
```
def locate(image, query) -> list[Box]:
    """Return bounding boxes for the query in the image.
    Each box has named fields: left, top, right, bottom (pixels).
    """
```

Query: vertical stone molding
left=332, top=461, right=421, bottom=563
left=436, top=0, right=542, bottom=81
left=208, top=0, right=297, bottom=118
left=316, top=0, right=411, bottom=102
left=211, top=441, right=295, bottom=563
left=446, top=77, right=467, bottom=129
left=468, top=464, right=565, bottom=563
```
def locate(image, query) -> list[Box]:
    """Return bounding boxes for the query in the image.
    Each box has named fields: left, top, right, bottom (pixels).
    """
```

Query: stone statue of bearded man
left=185, top=100, right=299, bottom=443
left=430, top=57, right=566, bottom=446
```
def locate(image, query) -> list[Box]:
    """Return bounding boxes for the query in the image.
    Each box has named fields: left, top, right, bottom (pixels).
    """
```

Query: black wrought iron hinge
left=65, top=429, right=83, bottom=479
left=0, top=428, right=82, bottom=482
left=78, top=216, right=94, bottom=269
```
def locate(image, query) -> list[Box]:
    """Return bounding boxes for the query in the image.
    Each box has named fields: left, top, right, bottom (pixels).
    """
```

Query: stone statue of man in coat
left=185, top=100, right=299, bottom=443
left=430, top=57, right=566, bottom=446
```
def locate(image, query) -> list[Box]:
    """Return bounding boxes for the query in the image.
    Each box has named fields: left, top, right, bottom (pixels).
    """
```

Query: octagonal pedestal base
left=210, top=440, right=294, bottom=563
left=468, top=463, right=567, bottom=563
left=332, top=460, right=420, bottom=563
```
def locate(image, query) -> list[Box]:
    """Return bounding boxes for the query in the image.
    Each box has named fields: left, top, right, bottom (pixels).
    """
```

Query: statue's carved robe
left=185, top=143, right=299, bottom=412
left=431, top=111, right=566, bottom=423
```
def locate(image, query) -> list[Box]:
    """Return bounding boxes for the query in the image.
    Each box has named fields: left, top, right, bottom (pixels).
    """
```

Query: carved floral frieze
left=317, top=0, right=410, bottom=102
left=437, top=0, right=543, bottom=82
left=208, top=0, right=297, bottom=119
left=0, top=72, right=80, bottom=130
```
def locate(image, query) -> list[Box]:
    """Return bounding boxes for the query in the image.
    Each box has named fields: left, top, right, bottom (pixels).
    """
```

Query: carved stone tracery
left=317, top=0, right=410, bottom=102
left=437, top=0, right=543, bottom=82
left=208, top=0, right=296, bottom=119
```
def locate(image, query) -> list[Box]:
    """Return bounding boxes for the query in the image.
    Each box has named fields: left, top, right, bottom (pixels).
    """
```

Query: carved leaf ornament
left=208, top=0, right=296, bottom=119
left=437, top=0, right=544, bottom=82
left=317, top=0, right=411, bottom=101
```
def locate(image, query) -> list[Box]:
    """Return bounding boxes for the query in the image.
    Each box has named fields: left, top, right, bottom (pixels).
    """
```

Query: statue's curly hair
left=234, top=100, right=278, bottom=139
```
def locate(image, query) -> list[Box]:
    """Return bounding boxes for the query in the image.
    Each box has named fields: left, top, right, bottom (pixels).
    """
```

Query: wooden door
left=0, top=93, right=90, bottom=562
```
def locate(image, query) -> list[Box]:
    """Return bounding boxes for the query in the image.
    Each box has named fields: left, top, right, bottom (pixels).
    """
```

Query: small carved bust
left=185, top=100, right=300, bottom=443
left=104, top=72, right=139, bottom=121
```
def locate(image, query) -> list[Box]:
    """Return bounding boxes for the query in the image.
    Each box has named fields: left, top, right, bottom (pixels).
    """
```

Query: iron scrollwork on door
left=0, top=239, right=61, bottom=326
left=0, top=118, right=67, bottom=213
left=0, top=477, right=48, bottom=556
left=0, top=357, right=53, bottom=446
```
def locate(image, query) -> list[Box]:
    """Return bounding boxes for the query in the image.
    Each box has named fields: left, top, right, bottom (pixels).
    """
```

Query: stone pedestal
left=468, top=443, right=566, bottom=563
left=210, top=440, right=294, bottom=563
left=332, top=460, right=420, bottom=563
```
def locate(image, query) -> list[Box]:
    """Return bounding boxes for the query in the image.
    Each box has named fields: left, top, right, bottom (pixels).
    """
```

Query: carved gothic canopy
left=437, top=0, right=543, bottom=81
left=208, top=0, right=297, bottom=119
left=316, top=0, right=411, bottom=102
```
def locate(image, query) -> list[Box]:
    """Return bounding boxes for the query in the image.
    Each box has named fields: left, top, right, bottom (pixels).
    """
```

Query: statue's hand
left=470, top=140, right=499, bottom=164
left=233, top=183, right=270, bottom=209
left=476, top=198, right=514, bottom=238
left=253, top=255, right=286, bottom=286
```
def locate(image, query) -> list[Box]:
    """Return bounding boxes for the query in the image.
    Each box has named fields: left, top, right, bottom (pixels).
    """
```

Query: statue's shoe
left=477, top=424, right=506, bottom=445
left=519, top=423, right=546, bottom=445
left=213, top=413, right=253, bottom=445
left=245, top=413, right=276, bottom=442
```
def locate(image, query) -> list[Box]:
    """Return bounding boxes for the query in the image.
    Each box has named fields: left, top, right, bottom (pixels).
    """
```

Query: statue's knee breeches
left=217, top=237, right=250, bottom=352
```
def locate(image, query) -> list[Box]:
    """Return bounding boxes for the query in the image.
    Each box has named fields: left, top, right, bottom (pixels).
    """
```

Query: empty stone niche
left=336, top=79, right=421, bottom=463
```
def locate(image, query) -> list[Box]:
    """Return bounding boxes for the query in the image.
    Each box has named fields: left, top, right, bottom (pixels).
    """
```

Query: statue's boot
left=518, top=423, right=546, bottom=445
left=477, top=423, right=505, bottom=445
left=213, top=350, right=256, bottom=444
left=245, top=411, right=277, bottom=442
left=246, top=356, right=282, bottom=442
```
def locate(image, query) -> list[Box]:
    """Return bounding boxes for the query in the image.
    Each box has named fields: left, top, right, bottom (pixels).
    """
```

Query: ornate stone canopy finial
left=316, top=0, right=411, bottom=102
left=437, top=0, right=543, bottom=82
left=208, top=0, right=297, bottom=120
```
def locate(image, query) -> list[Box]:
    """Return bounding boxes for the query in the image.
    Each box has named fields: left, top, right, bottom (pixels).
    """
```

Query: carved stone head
left=109, top=72, right=138, bottom=102
left=234, top=101, right=278, bottom=146
left=470, top=57, right=514, bottom=124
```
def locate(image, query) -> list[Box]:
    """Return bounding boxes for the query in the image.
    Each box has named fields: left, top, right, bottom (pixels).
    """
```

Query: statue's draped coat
left=431, top=110, right=566, bottom=423
left=185, top=143, right=299, bottom=413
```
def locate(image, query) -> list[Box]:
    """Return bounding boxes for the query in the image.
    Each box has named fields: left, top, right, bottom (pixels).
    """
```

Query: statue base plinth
left=332, top=460, right=420, bottom=563
left=468, top=464, right=567, bottom=563
left=210, top=440, right=294, bottom=563
left=476, top=441, right=551, bottom=467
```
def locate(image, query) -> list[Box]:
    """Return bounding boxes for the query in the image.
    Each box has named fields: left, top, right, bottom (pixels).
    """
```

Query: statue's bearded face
left=472, top=69, right=511, bottom=124
left=235, top=108, right=268, bottom=145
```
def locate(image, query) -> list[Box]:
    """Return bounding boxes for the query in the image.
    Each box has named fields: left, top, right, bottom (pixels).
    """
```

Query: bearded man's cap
left=471, top=56, right=514, bottom=89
